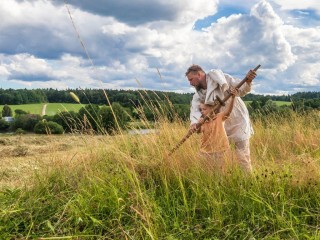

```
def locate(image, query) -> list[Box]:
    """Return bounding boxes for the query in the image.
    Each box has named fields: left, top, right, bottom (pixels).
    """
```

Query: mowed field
left=0, top=134, right=107, bottom=189
left=0, top=103, right=83, bottom=116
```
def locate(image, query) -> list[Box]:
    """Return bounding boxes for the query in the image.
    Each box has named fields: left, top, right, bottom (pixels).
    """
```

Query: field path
left=41, top=104, right=47, bottom=116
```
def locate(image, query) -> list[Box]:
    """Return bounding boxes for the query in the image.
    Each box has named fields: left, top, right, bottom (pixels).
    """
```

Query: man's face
left=187, top=72, right=201, bottom=87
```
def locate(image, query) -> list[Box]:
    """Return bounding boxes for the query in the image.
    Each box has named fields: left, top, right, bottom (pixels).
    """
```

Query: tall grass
left=0, top=102, right=319, bottom=238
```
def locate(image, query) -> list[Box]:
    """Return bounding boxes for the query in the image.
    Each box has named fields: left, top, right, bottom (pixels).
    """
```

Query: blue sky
left=0, top=0, right=319, bottom=95
left=195, top=5, right=247, bottom=29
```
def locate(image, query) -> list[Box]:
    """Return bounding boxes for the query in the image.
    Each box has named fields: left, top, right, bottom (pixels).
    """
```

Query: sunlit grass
left=0, top=102, right=319, bottom=238
left=244, top=100, right=292, bottom=106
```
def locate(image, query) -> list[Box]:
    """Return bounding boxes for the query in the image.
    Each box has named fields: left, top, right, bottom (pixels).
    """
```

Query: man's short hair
left=185, top=64, right=204, bottom=76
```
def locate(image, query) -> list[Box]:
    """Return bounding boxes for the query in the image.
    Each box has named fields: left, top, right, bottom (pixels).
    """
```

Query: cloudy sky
left=0, top=0, right=319, bottom=95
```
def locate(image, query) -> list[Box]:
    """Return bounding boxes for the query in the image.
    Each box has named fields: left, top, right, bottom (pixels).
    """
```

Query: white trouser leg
left=234, top=139, right=252, bottom=173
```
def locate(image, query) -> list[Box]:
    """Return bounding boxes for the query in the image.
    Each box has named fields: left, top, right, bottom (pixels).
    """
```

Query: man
left=186, top=65, right=256, bottom=173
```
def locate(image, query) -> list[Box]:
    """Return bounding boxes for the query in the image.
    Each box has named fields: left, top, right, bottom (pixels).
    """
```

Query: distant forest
left=1, top=88, right=319, bottom=106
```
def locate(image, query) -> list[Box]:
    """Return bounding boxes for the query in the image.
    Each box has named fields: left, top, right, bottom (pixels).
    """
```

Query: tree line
left=1, top=88, right=320, bottom=106
left=0, top=90, right=191, bottom=134
left=0, top=88, right=193, bottom=106
left=0, top=89, right=319, bottom=134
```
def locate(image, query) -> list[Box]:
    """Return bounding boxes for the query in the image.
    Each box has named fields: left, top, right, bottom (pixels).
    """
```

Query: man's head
left=185, top=64, right=206, bottom=90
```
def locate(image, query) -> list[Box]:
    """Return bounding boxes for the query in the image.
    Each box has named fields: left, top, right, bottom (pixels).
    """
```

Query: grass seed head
left=70, top=92, right=80, bottom=103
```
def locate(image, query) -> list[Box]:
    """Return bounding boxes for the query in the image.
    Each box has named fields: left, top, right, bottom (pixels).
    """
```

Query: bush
left=14, top=109, right=28, bottom=116
left=0, top=119, right=10, bottom=131
left=13, top=114, right=42, bottom=131
left=15, top=128, right=26, bottom=135
left=53, top=111, right=79, bottom=132
left=34, top=121, right=64, bottom=134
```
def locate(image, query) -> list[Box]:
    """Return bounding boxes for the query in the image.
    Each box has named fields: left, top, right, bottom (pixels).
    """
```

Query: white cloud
left=270, top=0, right=320, bottom=14
left=0, top=65, right=10, bottom=77
left=0, top=0, right=319, bottom=94
left=1, top=53, right=53, bottom=77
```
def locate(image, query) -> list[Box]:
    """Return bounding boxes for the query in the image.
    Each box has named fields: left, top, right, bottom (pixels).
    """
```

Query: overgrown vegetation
left=0, top=98, right=319, bottom=238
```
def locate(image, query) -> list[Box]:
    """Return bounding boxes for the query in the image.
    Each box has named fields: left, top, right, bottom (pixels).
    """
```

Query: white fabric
left=190, top=69, right=254, bottom=142
left=235, top=139, right=252, bottom=173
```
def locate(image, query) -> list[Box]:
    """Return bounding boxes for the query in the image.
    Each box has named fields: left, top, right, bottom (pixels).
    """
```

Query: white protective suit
left=190, top=69, right=254, bottom=172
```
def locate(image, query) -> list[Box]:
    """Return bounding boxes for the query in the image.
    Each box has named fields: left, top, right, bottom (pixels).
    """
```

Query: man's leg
left=234, top=139, right=252, bottom=173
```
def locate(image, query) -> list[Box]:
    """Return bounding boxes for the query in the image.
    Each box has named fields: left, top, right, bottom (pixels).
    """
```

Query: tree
left=250, top=100, right=261, bottom=111
left=111, top=102, right=130, bottom=128
left=2, top=104, right=13, bottom=117
left=100, top=102, right=130, bottom=133
left=99, top=106, right=114, bottom=132
left=78, top=104, right=101, bottom=132
left=52, top=111, right=79, bottom=132
left=173, top=104, right=190, bottom=121
left=262, top=100, right=278, bottom=113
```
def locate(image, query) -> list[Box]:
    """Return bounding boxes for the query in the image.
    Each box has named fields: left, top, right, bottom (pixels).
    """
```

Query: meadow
left=0, top=110, right=319, bottom=239
left=0, top=103, right=83, bottom=116
left=1, top=101, right=292, bottom=116
left=244, top=100, right=292, bottom=106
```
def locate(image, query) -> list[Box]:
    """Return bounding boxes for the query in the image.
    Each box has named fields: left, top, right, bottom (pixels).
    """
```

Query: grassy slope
left=0, top=103, right=83, bottom=116
left=0, top=111, right=320, bottom=239
left=244, top=100, right=292, bottom=106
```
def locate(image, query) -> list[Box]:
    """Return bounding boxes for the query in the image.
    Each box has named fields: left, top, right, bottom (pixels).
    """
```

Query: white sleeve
left=206, top=70, right=229, bottom=104
left=190, top=93, right=202, bottom=125
left=224, top=73, right=252, bottom=97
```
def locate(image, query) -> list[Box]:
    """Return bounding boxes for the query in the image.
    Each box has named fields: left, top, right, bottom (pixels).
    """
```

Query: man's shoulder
left=207, top=69, right=224, bottom=75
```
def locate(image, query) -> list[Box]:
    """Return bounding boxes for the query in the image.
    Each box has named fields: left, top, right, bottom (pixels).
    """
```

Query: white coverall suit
left=190, top=69, right=254, bottom=172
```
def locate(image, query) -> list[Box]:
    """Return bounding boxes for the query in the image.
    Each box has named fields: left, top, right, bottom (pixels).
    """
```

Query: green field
left=271, top=101, right=292, bottom=106
left=0, top=103, right=83, bottom=116
left=245, top=100, right=292, bottom=106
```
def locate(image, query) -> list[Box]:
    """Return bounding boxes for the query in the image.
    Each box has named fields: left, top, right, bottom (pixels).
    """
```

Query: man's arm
left=224, top=70, right=256, bottom=97
left=190, top=93, right=202, bottom=126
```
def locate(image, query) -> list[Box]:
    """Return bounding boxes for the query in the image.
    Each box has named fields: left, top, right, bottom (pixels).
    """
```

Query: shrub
left=34, top=121, right=64, bottom=134
left=0, top=119, right=10, bottom=130
left=15, top=128, right=26, bottom=135
left=14, top=109, right=28, bottom=116
left=13, top=114, right=42, bottom=131
left=53, top=111, right=79, bottom=132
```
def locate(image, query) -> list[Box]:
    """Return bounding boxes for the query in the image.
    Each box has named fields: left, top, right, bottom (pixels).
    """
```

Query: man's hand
left=228, top=86, right=239, bottom=97
left=229, top=87, right=239, bottom=98
left=246, top=69, right=257, bottom=83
